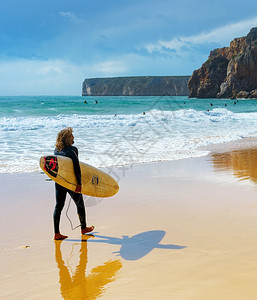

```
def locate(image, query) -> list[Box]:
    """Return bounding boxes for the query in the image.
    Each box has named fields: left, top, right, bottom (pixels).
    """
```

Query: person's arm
left=67, top=148, right=82, bottom=192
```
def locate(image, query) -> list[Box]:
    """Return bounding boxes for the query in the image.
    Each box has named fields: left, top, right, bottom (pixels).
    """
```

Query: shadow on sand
left=67, top=230, right=186, bottom=261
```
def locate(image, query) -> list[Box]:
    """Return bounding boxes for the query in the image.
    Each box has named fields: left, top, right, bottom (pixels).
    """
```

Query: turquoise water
left=2, top=95, right=257, bottom=117
left=1, top=95, right=257, bottom=173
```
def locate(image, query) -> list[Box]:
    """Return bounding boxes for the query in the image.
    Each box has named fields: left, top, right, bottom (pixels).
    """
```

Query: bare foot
left=54, top=233, right=68, bottom=240
left=81, top=226, right=95, bottom=235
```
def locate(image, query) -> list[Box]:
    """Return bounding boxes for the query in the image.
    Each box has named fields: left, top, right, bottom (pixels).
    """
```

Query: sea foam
left=1, top=107, right=257, bottom=173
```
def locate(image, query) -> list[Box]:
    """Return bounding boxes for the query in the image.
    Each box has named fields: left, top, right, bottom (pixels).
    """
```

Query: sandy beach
left=1, top=141, right=257, bottom=299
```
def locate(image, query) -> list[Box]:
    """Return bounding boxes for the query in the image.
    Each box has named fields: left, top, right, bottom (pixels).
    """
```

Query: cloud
left=87, top=53, right=198, bottom=77
left=0, top=59, right=86, bottom=95
left=0, top=57, right=130, bottom=95
left=89, top=60, right=128, bottom=76
left=145, top=16, right=257, bottom=55
left=0, top=50, right=203, bottom=96
left=59, top=11, right=84, bottom=24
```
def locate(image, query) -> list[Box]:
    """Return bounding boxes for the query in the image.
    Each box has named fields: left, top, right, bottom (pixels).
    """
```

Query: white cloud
left=0, top=59, right=86, bottom=95
left=59, top=11, right=84, bottom=24
left=0, top=57, right=130, bottom=95
left=38, top=65, right=63, bottom=75
left=146, top=16, right=257, bottom=54
left=0, top=52, right=202, bottom=96
left=89, top=60, right=128, bottom=76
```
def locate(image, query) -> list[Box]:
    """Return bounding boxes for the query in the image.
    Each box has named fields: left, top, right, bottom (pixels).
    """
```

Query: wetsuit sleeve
left=67, top=149, right=82, bottom=185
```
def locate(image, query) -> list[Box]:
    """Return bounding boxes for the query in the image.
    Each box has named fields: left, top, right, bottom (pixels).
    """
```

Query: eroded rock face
left=188, top=27, right=257, bottom=99
left=189, top=56, right=228, bottom=98
left=82, top=76, right=190, bottom=96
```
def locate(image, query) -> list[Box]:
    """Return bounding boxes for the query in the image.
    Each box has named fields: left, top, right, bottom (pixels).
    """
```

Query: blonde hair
left=55, top=127, right=73, bottom=151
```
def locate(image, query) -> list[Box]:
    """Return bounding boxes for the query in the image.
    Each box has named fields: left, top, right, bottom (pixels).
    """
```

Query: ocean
left=1, top=95, right=257, bottom=174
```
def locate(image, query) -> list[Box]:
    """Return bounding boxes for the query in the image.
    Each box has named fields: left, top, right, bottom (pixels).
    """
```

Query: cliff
left=188, top=27, right=257, bottom=99
left=82, top=76, right=190, bottom=96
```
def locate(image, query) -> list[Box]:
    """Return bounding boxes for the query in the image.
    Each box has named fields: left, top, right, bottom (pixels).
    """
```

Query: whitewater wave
left=1, top=108, right=257, bottom=173
left=0, top=108, right=251, bottom=132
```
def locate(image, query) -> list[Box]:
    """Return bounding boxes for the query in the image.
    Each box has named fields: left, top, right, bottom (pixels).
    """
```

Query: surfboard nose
left=113, top=183, right=119, bottom=195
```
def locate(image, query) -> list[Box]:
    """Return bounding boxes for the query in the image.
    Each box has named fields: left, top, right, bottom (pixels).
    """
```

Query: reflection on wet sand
left=211, top=148, right=257, bottom=183
left=55, top=236, right=122, bottom=300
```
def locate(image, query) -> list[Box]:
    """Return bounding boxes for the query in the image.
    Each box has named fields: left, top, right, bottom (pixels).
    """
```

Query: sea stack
left=188, top=27, right=257, bottom=99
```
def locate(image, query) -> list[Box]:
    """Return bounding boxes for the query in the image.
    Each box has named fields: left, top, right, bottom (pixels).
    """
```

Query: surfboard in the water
left=39, top=155, right=119, bottom=198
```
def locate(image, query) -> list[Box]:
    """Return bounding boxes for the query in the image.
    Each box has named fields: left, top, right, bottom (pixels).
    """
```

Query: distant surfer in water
left=53, top=127, right=95, bottom=240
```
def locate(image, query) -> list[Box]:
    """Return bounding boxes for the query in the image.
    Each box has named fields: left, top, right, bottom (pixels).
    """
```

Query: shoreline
left=1, top=136, right=257, bottom=176
left=1, top=140, right=257, bottom=299
left=200, top=136, right=257, bottom=153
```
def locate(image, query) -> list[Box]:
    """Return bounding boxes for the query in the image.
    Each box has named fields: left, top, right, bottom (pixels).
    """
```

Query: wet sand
left=1, top=144, right=257, bottom=299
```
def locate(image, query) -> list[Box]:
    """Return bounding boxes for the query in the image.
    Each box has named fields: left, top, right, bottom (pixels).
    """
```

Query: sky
left=1, top=0, right=257, bottom=95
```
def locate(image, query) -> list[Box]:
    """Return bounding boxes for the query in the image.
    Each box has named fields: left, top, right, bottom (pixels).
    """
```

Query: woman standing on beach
left=53, top=127, right=94, bottom=240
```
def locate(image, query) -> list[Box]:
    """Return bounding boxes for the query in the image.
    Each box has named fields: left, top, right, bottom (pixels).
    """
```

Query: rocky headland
left=82, top=76, right=190, bottom=96
left=188, top=27, right=257, bottom=99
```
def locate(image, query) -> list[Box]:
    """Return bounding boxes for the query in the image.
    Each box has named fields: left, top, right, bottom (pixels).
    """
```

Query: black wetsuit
left=53, top=146, right=86, bottom=233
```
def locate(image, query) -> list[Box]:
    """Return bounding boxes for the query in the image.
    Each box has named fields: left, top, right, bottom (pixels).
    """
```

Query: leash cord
left=53, top=174, right=80, bottom=230
left=65, top=196, right=81, bottom=230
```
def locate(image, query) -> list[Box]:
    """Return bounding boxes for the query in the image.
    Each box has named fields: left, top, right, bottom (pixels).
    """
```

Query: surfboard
left=39, top=155, right=119, bottom=198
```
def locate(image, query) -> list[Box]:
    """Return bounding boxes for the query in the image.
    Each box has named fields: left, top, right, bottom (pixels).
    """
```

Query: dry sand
left=1, top=143, right=257, bottom=299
